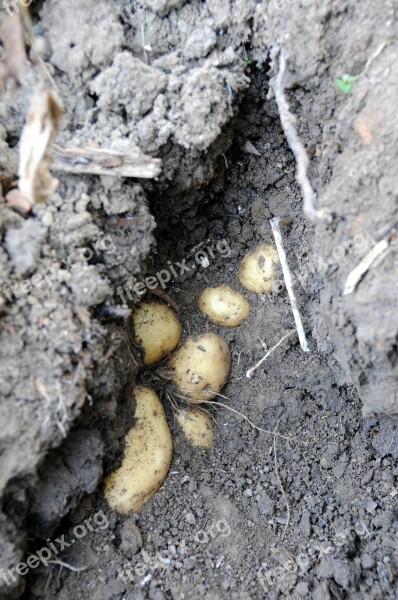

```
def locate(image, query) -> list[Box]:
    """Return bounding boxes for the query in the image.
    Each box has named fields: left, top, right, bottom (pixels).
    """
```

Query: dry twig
left=51, top=144, right=161, bottom=179
left=270, top=217, right=310, bottom=352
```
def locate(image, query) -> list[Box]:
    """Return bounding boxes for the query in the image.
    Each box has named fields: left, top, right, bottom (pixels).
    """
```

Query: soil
left=0, top=1, right=397, bottom=599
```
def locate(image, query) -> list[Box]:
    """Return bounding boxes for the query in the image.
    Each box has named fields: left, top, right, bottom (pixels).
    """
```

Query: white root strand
left=273, top=432, right=290, bottom=540
left=274, top=49, right=330, bottom=222
left=48, top=560, right=87, bottom=573
left=270, top=217, right=310, bottom=353
left=246, top=330, right=296, bottom=378
left=343, top=238, right=390, bottom=295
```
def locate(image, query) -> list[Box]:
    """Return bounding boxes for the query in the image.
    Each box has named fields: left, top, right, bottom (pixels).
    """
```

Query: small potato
left=198, top=284, right=249, bottom=327
left=238, top=244, right=279, bottom=293
left=176, top=407, right=214, bottom=450
left=132, top=301, right=182, bottom=365
left=104, top=387, right=172, bottom=514
left=169, top=332, right=231, bottom=404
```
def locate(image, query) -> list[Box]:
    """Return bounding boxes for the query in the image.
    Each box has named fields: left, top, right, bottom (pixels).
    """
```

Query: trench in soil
left=25, top=67, right=389, bottom=600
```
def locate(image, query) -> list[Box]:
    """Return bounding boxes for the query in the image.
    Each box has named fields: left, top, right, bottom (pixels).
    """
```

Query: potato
left=198, top=284, right=249, bottom=327
left=104, top=387, right=172, bottom=514
left=169, top=332, right=231, bottom=404
left=176, top=407, right=213, bottom=450
left=132, top=301, right=182, bottom=365
left=238, top=244, right=279, bottom=293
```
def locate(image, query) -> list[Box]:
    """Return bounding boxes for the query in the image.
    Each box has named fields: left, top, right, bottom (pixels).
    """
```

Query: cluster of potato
left=104, top=244, right=279, bottom=514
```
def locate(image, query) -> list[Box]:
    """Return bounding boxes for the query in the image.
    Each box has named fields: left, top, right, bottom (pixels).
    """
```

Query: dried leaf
left=242, top=140, right=261, bottom=156
left=18, top=90, right=63, bottom=206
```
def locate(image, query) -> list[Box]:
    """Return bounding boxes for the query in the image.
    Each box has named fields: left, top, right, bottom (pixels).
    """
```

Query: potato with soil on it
left=104, top=386, right=172, bottom=514
left=132, top=301, right=182, bottom=365
left=176, top=406, right=214, bottom=450
left=198, top=284, right=249, bottom=327
left=238, top=244, right=279, bottom=293
left=169, top=332, right=231, bottom=404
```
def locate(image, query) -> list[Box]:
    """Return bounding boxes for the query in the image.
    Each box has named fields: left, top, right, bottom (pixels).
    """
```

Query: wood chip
left=242, top=141, right=261, bottom=156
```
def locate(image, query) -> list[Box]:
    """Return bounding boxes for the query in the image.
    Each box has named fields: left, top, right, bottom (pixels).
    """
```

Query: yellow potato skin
left=132, top=301, right=182, bottom=365
left=104, top=387, right=172, bottom=514
left=198, top=284, right=249, bottom=327
left=176, top=407, right=214, bottom=450
left=169, top=332, right=231, bottom=404
left=238, top=244, right=279, bottom=293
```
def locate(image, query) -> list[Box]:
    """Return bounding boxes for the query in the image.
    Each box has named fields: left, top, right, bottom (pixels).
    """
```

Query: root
left=193, top=404, right=217, bottom=425
left=273, top=48, right=331, bottom=223
left=54, top=382, right=69, bottom=438
left=149, top=288, right=180, bottom=312
left=171, top=389, right=306, bottom=445
left=246, top=329, right=297, bottom=378
left=169, top=375, right=308, bottom=443
left=48, top=560, right=88, bottom=573
left=343, top=238, right=390, bottom=295
left=273, top=428, right=290, bottom=540
left=164, top=392, right=183, bottom=430
left=201, top=398, right=304, bottom=443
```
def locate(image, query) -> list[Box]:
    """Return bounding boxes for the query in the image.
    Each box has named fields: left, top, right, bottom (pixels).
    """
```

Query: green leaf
left=336, top=78, right=353, bottom=93
left=335, top=73, right=360, bottom=94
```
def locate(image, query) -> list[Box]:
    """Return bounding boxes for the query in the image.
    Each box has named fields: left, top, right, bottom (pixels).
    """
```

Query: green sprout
left=335, top=73, right=360, bottom=94
left=335, top=41, right=388, bottom=94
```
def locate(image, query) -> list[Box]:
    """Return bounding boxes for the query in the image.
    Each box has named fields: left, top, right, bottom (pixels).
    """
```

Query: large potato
left=198, top=284, right=249, bottom=327
left=104, top=387, right=172, bottom=514
left=132, top=301, right=182, bottom=365
left=169, top=332, right=231, bottom=404
left=176, top=407, right=214, bottom=450
left=238, top=244, right=279, bottom=293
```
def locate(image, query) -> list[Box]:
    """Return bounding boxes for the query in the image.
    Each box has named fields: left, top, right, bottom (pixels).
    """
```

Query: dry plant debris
left=273, top=48, right=331, bottom=223
left=52, top=143, right=162, bottom=179
left=343, top=238, right=391, bottom=295
left=19, top=90, right=63, bottom=202
left=270, top=217, right=310, bottom=352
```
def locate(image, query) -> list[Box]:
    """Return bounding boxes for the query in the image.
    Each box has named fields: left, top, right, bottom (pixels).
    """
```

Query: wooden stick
left=270, top=217, right=310, bottom=352
left=52, top=144, right=162, bottom=179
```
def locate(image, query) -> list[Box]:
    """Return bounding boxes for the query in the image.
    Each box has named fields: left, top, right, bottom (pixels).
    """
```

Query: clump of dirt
left=258, top=0, right=398, bottom=416
left=0, top=0, right=397, bottom=599
left=0, top=0, right=258, bottom=595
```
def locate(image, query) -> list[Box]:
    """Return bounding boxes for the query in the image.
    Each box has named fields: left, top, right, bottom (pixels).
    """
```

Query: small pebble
left=185, top=512, right=196, bottom=525
left=295, top=581, right=309, bottom=596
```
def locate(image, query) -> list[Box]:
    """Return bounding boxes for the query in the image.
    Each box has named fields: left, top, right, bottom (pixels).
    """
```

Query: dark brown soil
left=0, top=1, right=397, bottom=599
